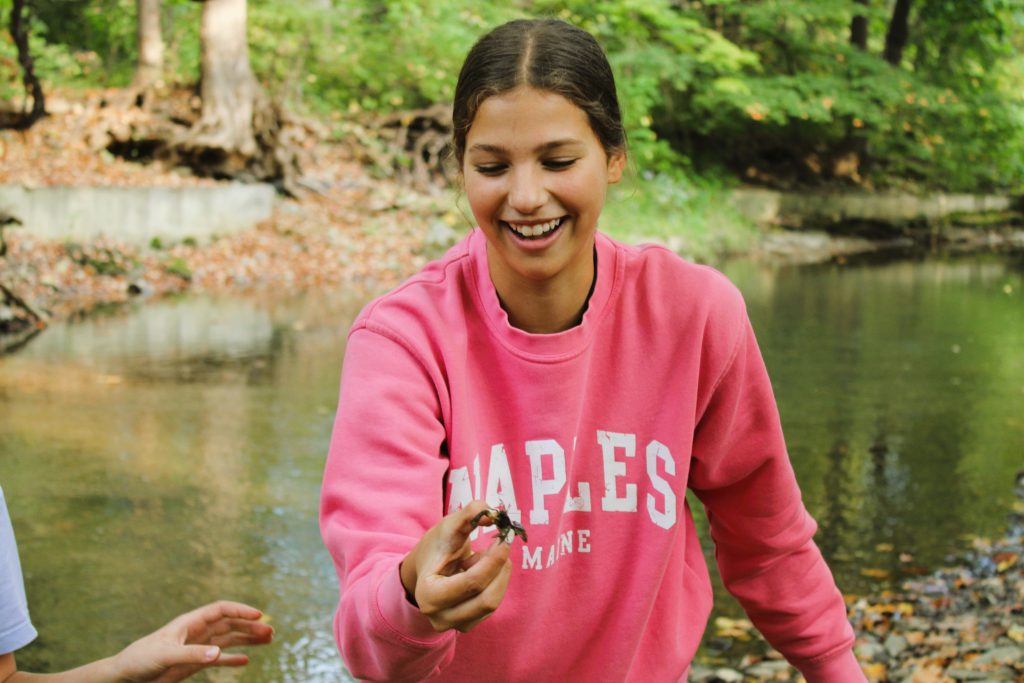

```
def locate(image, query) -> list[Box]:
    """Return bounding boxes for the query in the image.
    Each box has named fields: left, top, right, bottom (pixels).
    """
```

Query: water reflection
left=0, top=255, right=1021, bottom=680
left=728, top=254, right=1024, bottom=594
left=1, top=291, right=364, bottom=681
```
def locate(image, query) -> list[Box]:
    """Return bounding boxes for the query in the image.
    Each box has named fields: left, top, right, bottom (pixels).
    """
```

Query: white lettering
left=523, top=546, right=543, bottom=571
left=546, top=544, right=557, bottom=567
left=578, top=529, right=591, bottom=552
left=484, top=444, right=520, bottom=520
left=598, top=430, right=637, bottom=512
left=646, top=440, right=677, bottom=530
left=563, top=481, right=592, bottom=512
left=447, top=466, right=473, bottom=513
left=559, top=531, right=573, bottom=557
left=527, top=439, right=566, bottom=525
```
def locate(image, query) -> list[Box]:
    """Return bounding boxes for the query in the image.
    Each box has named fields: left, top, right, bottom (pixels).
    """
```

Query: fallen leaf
left=861, top=568, right=892, bottom=580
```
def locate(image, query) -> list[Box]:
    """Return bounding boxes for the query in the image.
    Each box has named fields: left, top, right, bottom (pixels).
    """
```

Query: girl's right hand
left=399, top=500, right=513, bottom=633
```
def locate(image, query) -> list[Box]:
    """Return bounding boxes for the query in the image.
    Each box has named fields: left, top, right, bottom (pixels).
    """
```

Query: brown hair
left=452, top=19, right=626, bottom=166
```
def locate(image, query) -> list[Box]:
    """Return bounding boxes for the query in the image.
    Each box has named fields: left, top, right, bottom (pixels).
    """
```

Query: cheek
left=464, top=178, right=500, bottom=216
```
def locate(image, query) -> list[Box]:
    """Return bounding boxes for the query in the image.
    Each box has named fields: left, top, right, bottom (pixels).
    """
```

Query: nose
left=507, top=166, right=546, bottom=215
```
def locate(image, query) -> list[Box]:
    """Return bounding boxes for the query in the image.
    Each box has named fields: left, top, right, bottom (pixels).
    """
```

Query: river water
left=1, top=252, right=1021, bottom=680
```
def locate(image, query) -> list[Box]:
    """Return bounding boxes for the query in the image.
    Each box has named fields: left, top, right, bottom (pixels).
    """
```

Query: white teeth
left=506, top=218, right=563, bottom=238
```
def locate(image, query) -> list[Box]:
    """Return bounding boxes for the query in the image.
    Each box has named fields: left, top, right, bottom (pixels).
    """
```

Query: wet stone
left=710, top=668, right=744, bottom=683
left=973, top=645, right=1022, bottom=664
left=742, top=660, right=793, bottom=678
left=884, top=634, right=909, bottom=657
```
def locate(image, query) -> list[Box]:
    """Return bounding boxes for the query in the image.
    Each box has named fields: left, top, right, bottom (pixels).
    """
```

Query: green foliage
left=601, top=170, right=758, bottom=262
left=2, top=0, right=1022, bottom=191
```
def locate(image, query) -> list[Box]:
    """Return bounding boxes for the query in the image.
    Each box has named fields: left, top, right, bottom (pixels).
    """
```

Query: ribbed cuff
left=375, top=564, right=454, bottom=645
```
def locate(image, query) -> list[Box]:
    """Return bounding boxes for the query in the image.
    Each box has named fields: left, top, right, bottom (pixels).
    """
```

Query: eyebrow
left=468, top=139, right=584, bottom=155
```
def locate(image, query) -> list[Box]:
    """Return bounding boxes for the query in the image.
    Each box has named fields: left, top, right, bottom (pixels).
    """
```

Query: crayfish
left=472, top=506, right=528, bottom=543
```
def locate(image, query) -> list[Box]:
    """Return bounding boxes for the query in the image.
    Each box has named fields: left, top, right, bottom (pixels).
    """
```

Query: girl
left=320, top=18, right=864, bottom=683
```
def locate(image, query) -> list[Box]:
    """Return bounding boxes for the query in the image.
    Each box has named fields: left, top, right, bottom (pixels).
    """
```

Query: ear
left=607, top=150, right=626, bottom=185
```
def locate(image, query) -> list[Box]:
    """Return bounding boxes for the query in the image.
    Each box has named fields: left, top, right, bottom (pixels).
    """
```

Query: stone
left=973, top=645, right=1022, bottom=664
left=884, top=634, right=909, bottom=658
left=711, top=668, right=744, bottom=683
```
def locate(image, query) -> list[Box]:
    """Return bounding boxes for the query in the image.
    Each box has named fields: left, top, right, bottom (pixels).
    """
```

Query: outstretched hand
left=110, top=600, right=273, bottom=683
left=400, top=500, right=513, bottom=634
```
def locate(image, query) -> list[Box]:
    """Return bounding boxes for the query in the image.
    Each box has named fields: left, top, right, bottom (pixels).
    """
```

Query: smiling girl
left=320, top=18, right=864, bottom=683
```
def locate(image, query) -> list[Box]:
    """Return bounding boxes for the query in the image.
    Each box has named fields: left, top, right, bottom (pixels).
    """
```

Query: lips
left=502, top=217, right=566, bottom=239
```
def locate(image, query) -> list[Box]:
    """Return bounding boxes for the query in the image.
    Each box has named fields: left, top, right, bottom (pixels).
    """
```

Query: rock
left=942, top=668, right=993, bottom=680
left=973, top=645, right=1022, bottom=664
left=884, top=634, right=909, bottom=658
left=856, top=641, right=888, bottom=661
left=687, top=665, right=716, bottom=682
left=711, top=668, right=744, bottom=682
left=127, top=279, right=153, bottom=297
left=743, top=659, right=793, bottom=678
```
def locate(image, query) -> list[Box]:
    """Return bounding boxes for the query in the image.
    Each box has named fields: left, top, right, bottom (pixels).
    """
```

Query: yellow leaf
left=861, top=568, right=891, bottom=580
left=862, top=662, right=887, bottom=681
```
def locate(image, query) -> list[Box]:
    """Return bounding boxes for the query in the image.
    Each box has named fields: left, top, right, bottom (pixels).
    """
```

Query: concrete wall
left=732, top=188, right=1019, bottom=228
left=0, top=183, right=275, bottom=245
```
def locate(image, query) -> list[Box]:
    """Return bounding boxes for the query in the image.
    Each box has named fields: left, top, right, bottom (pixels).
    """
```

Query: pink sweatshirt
left=320, top=229, right=863, bottom=682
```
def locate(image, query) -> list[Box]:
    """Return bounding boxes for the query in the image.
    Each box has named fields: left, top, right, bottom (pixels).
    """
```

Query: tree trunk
left=168, top=0, right=311, bottom=191
left=850, top=0, right=869, bottom=50
left=188, top=0, right=258, bottom=158
left=8, top=0, right=46, bottom=128
left=131, top=0, right=164, bottom=92
left=884, top=0, right=913, bottom=65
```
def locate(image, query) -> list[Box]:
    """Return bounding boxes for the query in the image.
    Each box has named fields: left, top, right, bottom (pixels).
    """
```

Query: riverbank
left=692, top=478, right=1024, bottom=683
left=0, top=156, right=455, bottom=352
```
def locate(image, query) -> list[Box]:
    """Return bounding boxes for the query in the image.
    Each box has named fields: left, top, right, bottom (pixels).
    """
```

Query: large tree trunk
left=884, top=0, right=913, bottom=66
left=131, top=0, right=164, bottom=91
left=850, top=0, right=869, bottom=50
left=167, top=0, right=312, bottom=192
left=186, top=0, right=259, bottom=160
left=8, top=0, right=46, bottom=128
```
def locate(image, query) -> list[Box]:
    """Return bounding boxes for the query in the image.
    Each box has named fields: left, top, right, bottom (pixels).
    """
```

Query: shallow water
left=1, top=253, right=1021, bottom=679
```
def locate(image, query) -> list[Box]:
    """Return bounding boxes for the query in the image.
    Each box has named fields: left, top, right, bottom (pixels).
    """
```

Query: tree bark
left=8, top=0, right=46, bottom=127
left=188, top=0, right=258, bottom=158
left=850, top=0, right=869, bottom=50
left=167, top=0, right=310, bottom=191
left=884, top=0, right=913, bottom=66
left=131, top=0, right=164, bottom=91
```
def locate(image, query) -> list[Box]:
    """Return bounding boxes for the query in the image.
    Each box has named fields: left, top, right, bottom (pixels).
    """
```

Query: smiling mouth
left=502, top=217, right=566, bottom=240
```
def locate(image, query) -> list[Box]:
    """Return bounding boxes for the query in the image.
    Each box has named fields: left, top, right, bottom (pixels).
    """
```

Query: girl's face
left=463, top=86, right=625, bottom=292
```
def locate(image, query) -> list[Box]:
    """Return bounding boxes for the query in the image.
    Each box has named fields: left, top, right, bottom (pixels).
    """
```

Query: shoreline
left=3, top=200, right=1022, bottom=355
left=693, top=477, right=1024, bottom=682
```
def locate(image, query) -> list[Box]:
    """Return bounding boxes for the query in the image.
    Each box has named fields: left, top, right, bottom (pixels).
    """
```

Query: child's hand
left=110, top=600, right=273, bottom=682
left=400, top=501, right=513, bottom=633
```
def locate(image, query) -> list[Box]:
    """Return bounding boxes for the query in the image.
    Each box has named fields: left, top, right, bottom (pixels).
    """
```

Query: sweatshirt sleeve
left=687, top=292, right=864, bottom=682
left=319, top=325, right=457, bottom=682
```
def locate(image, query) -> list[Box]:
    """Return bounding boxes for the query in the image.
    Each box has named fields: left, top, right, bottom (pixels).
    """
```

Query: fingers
left=419, top=540, right=511, bottom=632
left=180, top=603, right=274, bottom=647
left=425, top=550, right=512, bottom=632
left=187, top=601, right=264, bottom=629
left=446, top=500, right=496, bottom=547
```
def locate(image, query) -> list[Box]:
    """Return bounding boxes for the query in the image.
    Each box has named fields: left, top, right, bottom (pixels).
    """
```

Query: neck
left=490, top=247, right=597, bottom=335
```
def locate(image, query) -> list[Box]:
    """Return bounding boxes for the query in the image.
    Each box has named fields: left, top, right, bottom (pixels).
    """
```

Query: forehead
left=465, top=87, right=599, bottom=153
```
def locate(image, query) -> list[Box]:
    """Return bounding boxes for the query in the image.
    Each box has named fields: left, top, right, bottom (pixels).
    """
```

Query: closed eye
left=544, top=158, right=578, bottom=170
left=474, top=164, right=508, bottom=176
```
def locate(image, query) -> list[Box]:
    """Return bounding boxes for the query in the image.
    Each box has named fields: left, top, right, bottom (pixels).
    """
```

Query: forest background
left=3, top=0, right=1023, bottom=206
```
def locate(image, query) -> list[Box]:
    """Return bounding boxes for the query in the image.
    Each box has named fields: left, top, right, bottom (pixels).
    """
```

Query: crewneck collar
left=469, top=228, right=620, bottom=361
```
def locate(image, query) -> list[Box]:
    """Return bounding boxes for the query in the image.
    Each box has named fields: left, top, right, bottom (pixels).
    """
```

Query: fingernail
left=205, top=646, right=220, bottom=661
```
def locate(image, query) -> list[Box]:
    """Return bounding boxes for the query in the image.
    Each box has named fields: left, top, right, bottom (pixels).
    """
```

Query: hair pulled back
left=452, top=19, right=626, bottom=167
